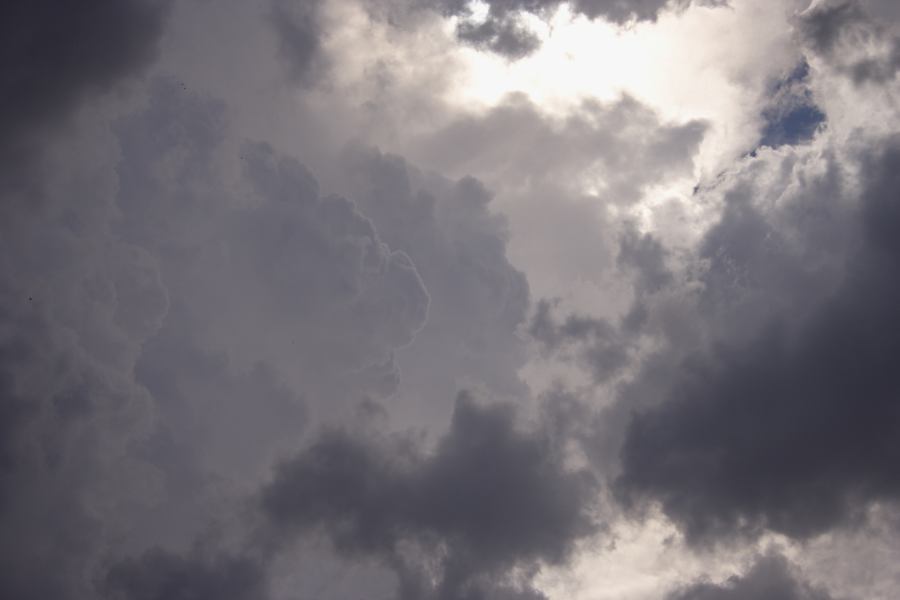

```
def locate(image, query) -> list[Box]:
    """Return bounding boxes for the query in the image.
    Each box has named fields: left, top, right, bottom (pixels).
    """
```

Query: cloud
left=758, top=62, right=826, bottom=149
left=104, top=548, right=269, bottom=600
left=0, top=250, right=165, bottom=600
left=799, top=0, right=900, bottom=85
left=341, top=146, right=531, bottom=422
left=270, top=0, right=327, bottom=85
left=260, top=393, right=598, bottom=599
left=115, top=81, right=430, bottom=417
left=0, top=0, right=172, bottom=164
left=530, top=299, right=632, bottom=383
left=411, top=95, right=706, bottom=205
left=456, top=12, right=543, bottom=58
left=0, top=72, right=433, bottom=597
left=615, top=135, right=900, bottom=543
left=664, top=553, right=835, bottom=600
left=430, top=0, right=696, bottom=57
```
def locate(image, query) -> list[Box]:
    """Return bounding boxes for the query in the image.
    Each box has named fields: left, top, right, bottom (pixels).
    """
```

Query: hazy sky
left=2, top=1, right=900, bottom=599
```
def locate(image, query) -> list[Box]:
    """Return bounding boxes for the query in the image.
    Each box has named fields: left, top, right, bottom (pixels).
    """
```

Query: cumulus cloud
left=0, top=110, right=169, bottom=599
left=340, top=146, right=531, bottom=423
left=116, top=81, right=430, bottom=419
left=615, top=134, right=900, bottom=543
left=4, top=0, right=900, bottom=598
left=799, top=0, right=900, bottom=85
left=665, top=553, right=835, bottom=600
left=429, top=0, right=697, bottom=57
left=260, top=393, right=598, bottom=599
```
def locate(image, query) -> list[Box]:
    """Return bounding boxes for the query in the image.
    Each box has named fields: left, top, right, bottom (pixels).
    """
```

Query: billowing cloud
left=616, top=135, right=900, bottom=543
left=430, top=0, right=695, bottom=57
left=665, top=553, right=835, bottom=600
left=3, top=0, right=900, bottom=598
left=799, top=0, right=900, bottom=85
left=260, top=393, right=598, bottom=599
left=116, top=81, right=430, bottom=419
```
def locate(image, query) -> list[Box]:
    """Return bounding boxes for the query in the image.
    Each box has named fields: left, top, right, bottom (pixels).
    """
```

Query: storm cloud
left=616, top=136, right=900, bottom=542
left=261, top=393, right=598, bottom=599
left=3, top=0, right=900, bottom=599
left=0, top=0, right=171, bottom=168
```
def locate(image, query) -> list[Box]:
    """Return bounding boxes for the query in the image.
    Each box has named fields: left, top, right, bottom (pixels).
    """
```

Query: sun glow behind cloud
left=448, top=1, right=803, bottom=177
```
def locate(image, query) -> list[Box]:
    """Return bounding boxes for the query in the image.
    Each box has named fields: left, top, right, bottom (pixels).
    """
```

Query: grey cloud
left=341, top=146, right=530, bottom=423
left=528, top=227, right=672, bottom=381
left=130, top=316, right=309, bottom=549
left=799, top=0, right=900, bottom=85
left=615, top=137, right=900, bottom=543
left=0, top=0, right=171, bottom=167
left=413, top=95, right=706, bottom=205
left=0, top=120, right=170, bottom=600
left=270, top=0, right=327, bottom=86
left=530, top=299, right=632, bottom=383
left=115, top=82, right=430, bottom=416
left=0, top=72, right=435, bottom=598
left=104, top=548, right=269, bottom=600
left=107, top=82, right=433, bottom=556
left=665, top=553, right=836, bottom=600
left=617, top=226, right=674, bottom=331
left=456, top=14, right=542, bottom=59
left=409, top=95, right=704, bottom=303
left=617, top=228, right=672, bottom=297
left=431, top=0, right=692, bottom=57
left=799, top=1, right=865, bottom=55
left=0, top=284, right=162, bottom=600
left=260, top=393, right=598, bottom=599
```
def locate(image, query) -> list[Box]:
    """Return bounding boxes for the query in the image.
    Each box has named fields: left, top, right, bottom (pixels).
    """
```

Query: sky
left=2, top=0, right=900, bottom=599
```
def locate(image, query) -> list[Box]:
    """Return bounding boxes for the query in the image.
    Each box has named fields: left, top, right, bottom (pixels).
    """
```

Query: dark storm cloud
left=104, top=548, right=269, bottom=600
left=616, top=136, right=900, bottom=543
left=665, top=553, right=836, bottom=600
left=0, top=0, right=171, bottom=162
left=261, top=393, right=597, bottom=599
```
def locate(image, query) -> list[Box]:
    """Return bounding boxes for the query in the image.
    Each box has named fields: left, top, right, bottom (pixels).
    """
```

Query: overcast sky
left=2, top=0, right=900, bottom=599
